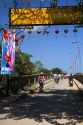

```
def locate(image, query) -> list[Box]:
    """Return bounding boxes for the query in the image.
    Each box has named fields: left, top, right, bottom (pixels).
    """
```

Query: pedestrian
left=68, top=74, right=73, bottom=86
left=38, top=72, right=45, bottom=92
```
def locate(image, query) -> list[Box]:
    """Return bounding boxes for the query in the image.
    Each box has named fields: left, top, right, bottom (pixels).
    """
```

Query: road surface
left=0, top=78, right=83, bottom=125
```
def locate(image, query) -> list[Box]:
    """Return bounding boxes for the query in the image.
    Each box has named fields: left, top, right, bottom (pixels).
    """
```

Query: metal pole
left=50, top=0, right=57, bottom=7
left=78, top=47, right=81, bottom=73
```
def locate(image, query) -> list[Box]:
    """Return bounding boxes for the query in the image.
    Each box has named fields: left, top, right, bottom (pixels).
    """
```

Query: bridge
left=0, top=0, right=83, bottom=125
left=0, top=77, right=83, bottom=125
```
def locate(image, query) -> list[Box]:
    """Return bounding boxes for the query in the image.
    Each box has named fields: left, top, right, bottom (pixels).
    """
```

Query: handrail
left=73, top=80, right=80, bottom=91
left=0, top=74, right=52, bottom=95
left=73, top=79, right=83, bottom=94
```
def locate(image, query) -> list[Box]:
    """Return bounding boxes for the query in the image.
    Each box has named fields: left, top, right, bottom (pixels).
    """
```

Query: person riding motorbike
left=38, top=72, right=45, bottom=92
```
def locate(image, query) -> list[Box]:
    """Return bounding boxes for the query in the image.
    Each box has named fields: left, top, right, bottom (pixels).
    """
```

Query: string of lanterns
left=2, top=27, right=78, bottom=44
left=24, top=27, right=78, bottom=38
left=14, top=27, right=78, bottom=54
left=1, top=27, right=78, bottom=54
left=2, top=27, right=78, bottom=41
left=15, top=33, right=25, bottom=53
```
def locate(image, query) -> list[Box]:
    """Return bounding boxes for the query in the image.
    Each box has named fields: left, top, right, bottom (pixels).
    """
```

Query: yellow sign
left=9, top=6, right=83, bottom=26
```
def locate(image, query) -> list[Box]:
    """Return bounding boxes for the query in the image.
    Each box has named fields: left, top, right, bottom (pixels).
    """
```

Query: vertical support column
left=6, top=74, right=10, bottom=96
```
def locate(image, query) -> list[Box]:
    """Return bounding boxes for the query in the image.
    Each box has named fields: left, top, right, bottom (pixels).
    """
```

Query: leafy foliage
left=38, top=68, right=51, bottom=75
left=34, top=61, right=44, bottom=71
left=51, top=67, right=64, bottom=74
left=14, top=52, right=35, bottom=75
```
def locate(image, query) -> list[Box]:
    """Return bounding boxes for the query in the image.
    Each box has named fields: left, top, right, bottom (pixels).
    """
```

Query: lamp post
left=72, top=41, right=81, bottom=73
left=77, top=47, right=81, bottom=73
left=70, top=53, right=73, bottom=74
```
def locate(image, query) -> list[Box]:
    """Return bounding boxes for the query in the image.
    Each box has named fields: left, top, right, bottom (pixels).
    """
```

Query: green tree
left=15, top=52, right=35, bottom=75
left=51, top=67, right=63, bottom=74
left=34, top=61, right=44, bottom=72
left=39, top=68, right=51, bottom=75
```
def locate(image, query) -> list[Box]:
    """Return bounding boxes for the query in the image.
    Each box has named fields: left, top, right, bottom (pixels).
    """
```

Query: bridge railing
left=73, top=74, right=83, bottom=84
left=0, top=74, right=52, bottom=94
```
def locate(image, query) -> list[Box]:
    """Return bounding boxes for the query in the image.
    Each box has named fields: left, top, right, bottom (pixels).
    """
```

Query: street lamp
left=70, top=52, right=75, bottom=74
left=72, top=41, right=81, bottom=73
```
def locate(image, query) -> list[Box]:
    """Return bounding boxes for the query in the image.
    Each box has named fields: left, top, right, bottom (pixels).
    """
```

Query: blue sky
left=0, top=0, right=83, bottom=73
left=21, top=25, right=83, bottom=73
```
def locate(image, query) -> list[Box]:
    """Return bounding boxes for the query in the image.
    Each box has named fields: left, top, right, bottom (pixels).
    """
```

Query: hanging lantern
left=64, top=28, right=68, bottom=37
left=21, top=34, right=25, bottom=39
left=73, top=28, right=78, bottom=37
left=15, top=37, right=19, bottom=46
left=55, top=29, right=59, bottom=38
left=73, top=28, right=78, bottom=33
left=15, top=37, right=18, bottom=43
left=28, top=29, right=32, bottom=34
left=27, top=29, right=32, bottom=37
left=3, top=29, right=8, bottom=41
left=15, top=34, right=25, bottom=46
left=55, top=29, right=59, bottom=34
left=37, top=29, right=41, bottom=34
left=45, top=29, right=49, bottom=34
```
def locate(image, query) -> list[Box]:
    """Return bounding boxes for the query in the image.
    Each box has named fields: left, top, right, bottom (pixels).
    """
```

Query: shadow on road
left=0, top=90, right=83, bottom=125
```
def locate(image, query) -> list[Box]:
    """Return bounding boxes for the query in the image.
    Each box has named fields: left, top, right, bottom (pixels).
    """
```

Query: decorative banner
left=1, top=30, right=15, bottom=74
left=9, top=6, right=83, bottom=26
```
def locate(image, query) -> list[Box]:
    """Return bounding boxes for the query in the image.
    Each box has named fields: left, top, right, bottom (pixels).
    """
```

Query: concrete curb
left=29, top=79, right=53, bottom=93
left=73, top=79, right=83, bottom=95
